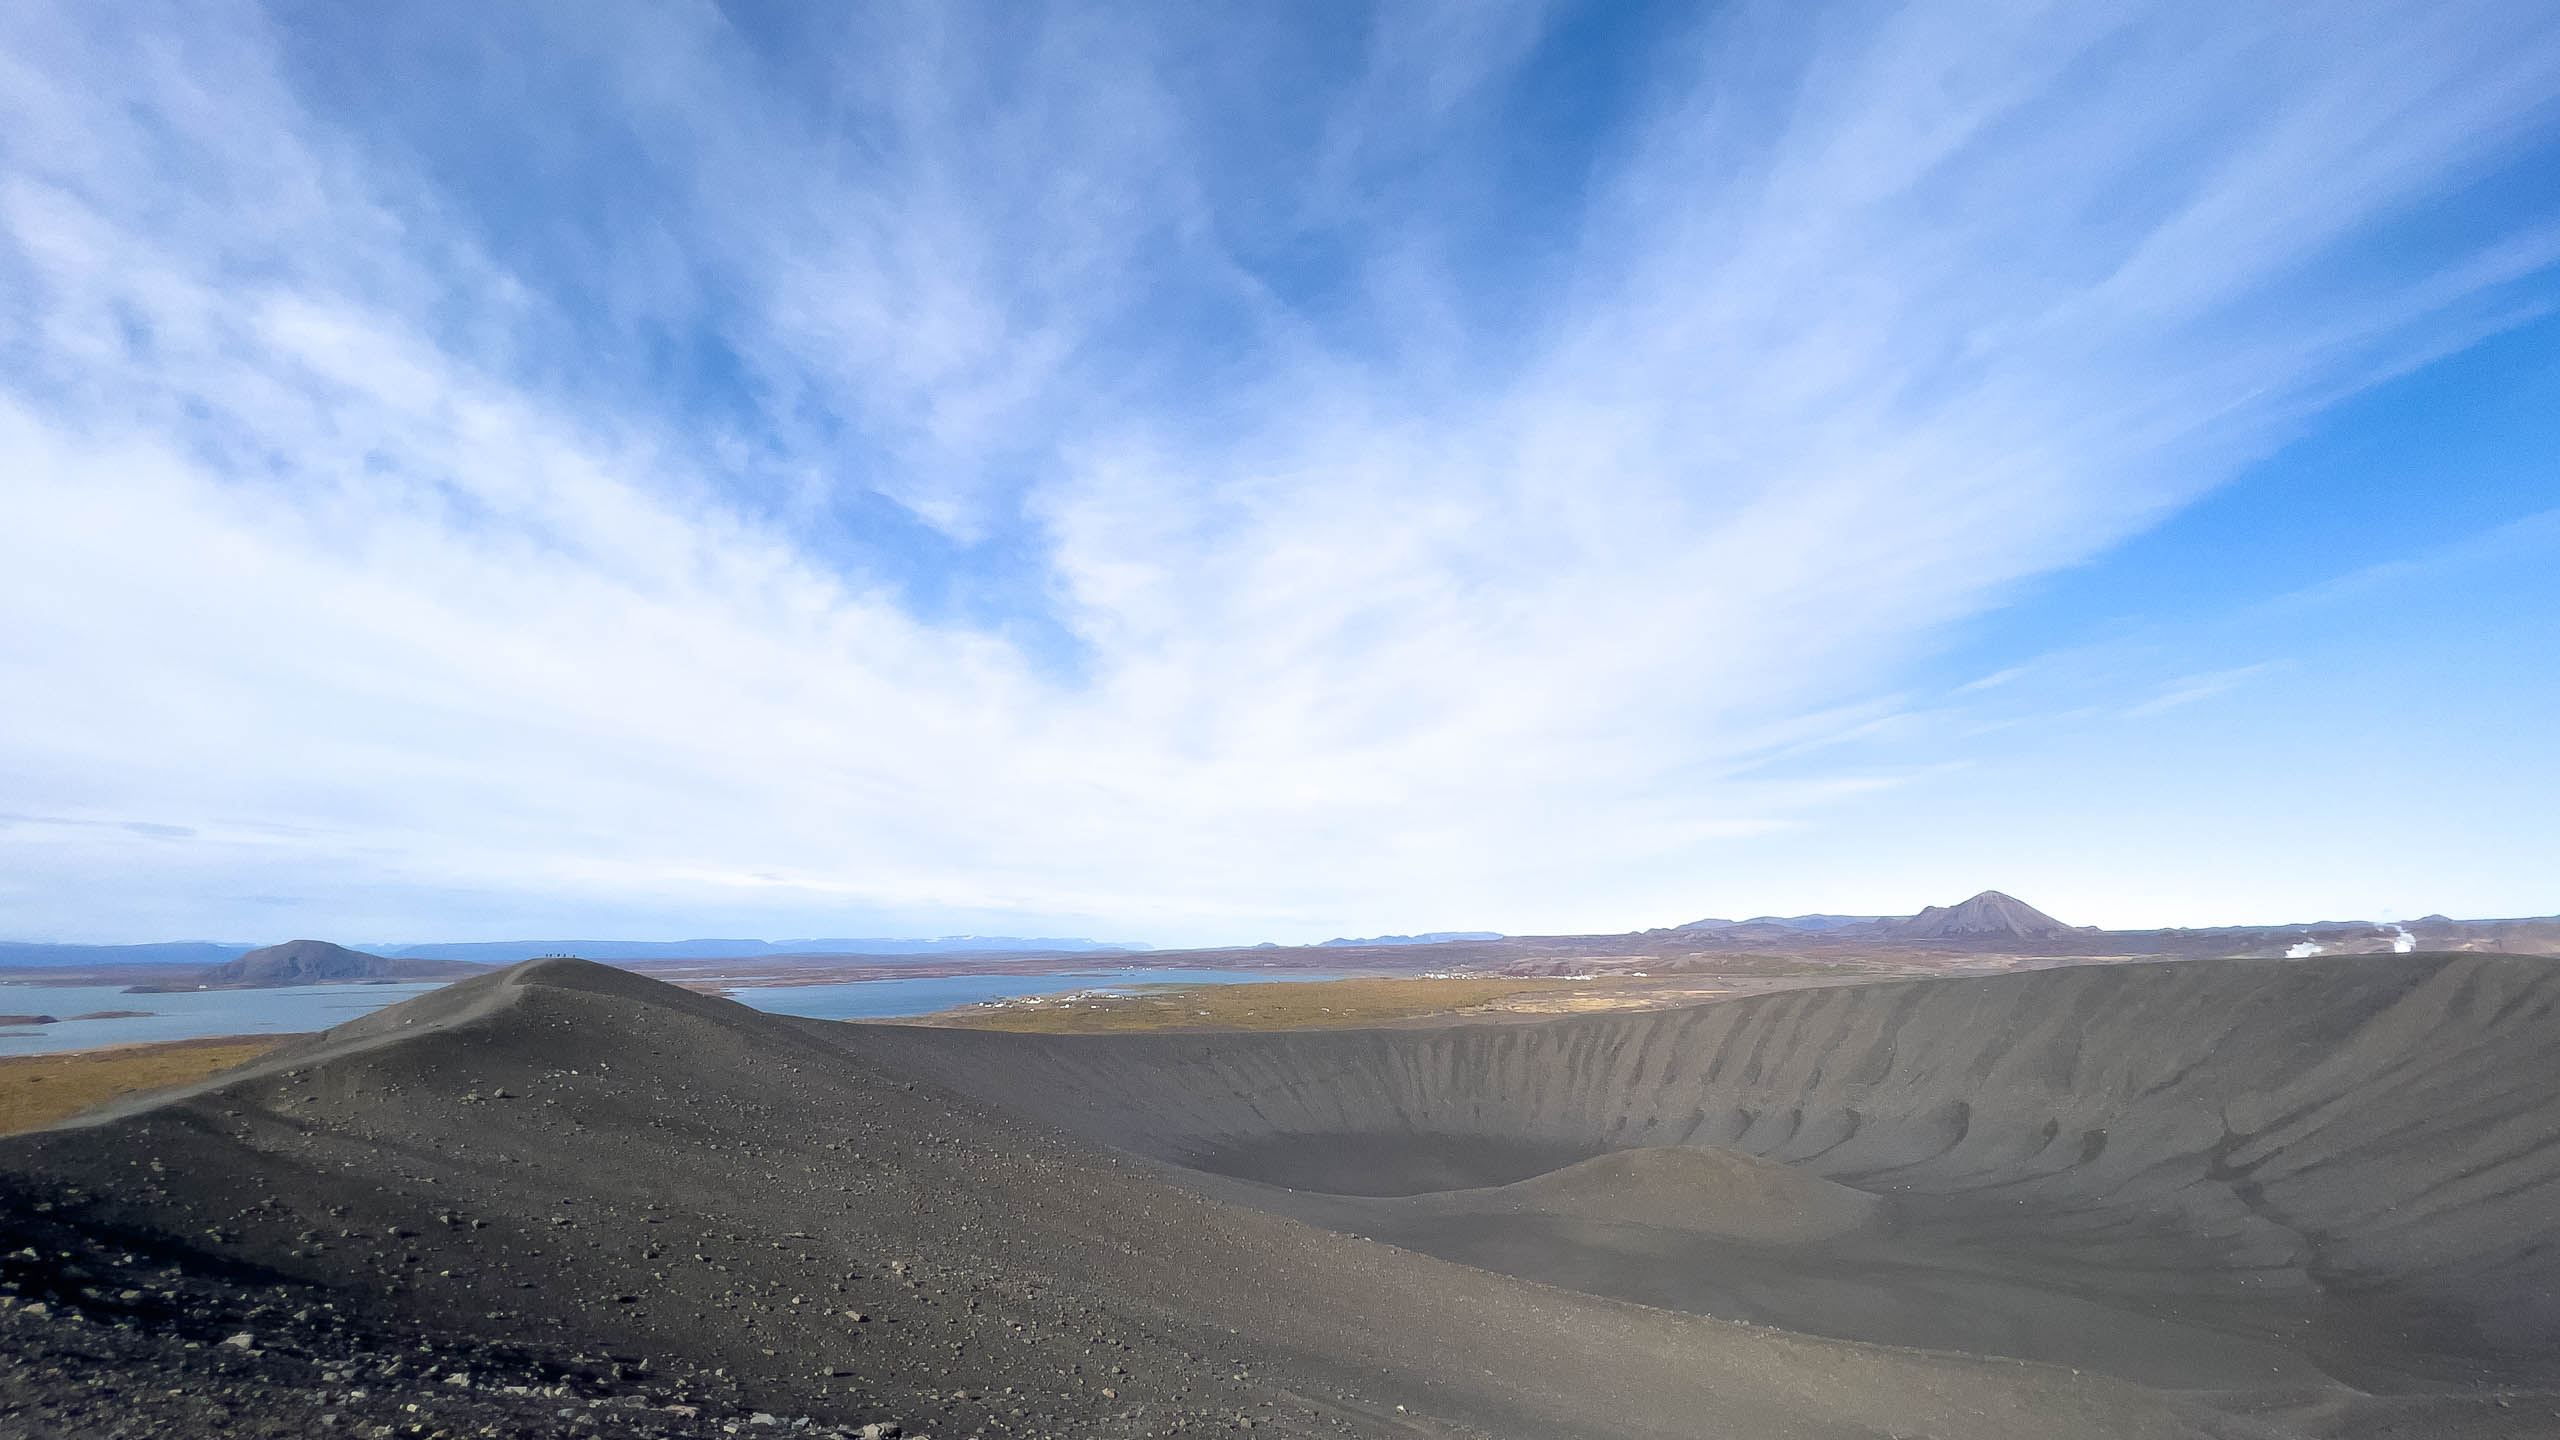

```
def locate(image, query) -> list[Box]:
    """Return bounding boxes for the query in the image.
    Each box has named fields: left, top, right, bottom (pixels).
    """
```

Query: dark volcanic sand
left=2, top=954, right=2558, bottom=1438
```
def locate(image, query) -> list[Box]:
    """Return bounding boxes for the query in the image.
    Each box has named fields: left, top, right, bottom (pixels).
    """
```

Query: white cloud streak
left=2123, top=664, right=2278, bottom=719
left=1, top=1, right=2555, bottom=942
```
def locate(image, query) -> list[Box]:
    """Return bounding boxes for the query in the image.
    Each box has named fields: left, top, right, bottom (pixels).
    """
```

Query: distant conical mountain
left=1882, top=891, right=2078, bottom=940
left=1674, top=893, right=2078, bottom=940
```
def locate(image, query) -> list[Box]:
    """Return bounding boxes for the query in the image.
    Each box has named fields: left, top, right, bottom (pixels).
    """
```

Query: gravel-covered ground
left=0, top=963, right=1493, bottom=1440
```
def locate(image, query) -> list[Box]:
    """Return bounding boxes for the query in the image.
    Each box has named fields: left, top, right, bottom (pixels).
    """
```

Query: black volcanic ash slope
left=4, top=956, right=2558, bottom=1439
left=0, top=957, right=2221, bottom=1440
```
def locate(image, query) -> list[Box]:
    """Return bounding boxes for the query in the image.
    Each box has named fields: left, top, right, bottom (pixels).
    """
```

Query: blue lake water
left=0, top=966, right=1350, bottom=1056
left=0, top=982, right=447, bottom=1057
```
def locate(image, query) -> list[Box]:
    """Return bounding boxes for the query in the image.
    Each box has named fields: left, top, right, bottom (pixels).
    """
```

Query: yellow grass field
left=0, top=1034, right=298, bottom=1135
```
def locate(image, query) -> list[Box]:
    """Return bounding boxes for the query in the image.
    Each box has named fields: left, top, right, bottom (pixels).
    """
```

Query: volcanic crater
left=3, top=952, right=2557, bottom=1438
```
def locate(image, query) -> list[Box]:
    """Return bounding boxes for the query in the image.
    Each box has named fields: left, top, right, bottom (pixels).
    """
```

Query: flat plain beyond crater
left=3, top=951, right=2558, bottom=1439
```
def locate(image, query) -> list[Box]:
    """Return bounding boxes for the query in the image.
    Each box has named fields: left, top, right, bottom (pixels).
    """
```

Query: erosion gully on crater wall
left=1, top=953, right=2555, bottom=1440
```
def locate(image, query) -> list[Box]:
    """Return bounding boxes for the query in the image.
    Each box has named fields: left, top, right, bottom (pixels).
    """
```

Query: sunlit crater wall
left=857, top=954, right=2560, bottom=1358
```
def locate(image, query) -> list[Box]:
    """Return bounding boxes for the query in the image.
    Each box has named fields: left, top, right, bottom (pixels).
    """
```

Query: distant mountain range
left=8, top=894, right=2556, bottom=984
left=1677, top=891, right=2087, bottom=940
left=1655, top=893, right=2560, bottom=960
left=0, top=935, right=1145, bottom=968
left=0, top=941, right=258, bottom=969
left=1678, top=913, right=1884, bottom=933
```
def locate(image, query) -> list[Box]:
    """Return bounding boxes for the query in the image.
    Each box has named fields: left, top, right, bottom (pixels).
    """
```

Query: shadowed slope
left=0, top=957, right=2277, bottom=1440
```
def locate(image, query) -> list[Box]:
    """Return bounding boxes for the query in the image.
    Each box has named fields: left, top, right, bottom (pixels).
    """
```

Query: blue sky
left=2, top=1, right=2555, bottom=946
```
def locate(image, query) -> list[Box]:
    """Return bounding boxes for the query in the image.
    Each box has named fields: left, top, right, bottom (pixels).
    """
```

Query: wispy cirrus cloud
left=2124, top=664, right=2280, bottom=719
left=2, top=1, right=2556, bottom=943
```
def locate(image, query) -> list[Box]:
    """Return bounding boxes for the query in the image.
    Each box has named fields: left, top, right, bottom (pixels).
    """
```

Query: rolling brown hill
left=130, top=938, right=488, bottom=992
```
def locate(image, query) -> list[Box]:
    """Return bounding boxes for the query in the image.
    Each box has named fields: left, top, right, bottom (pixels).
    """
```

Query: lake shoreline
left=0, top=963, right=1375, bottom=1057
